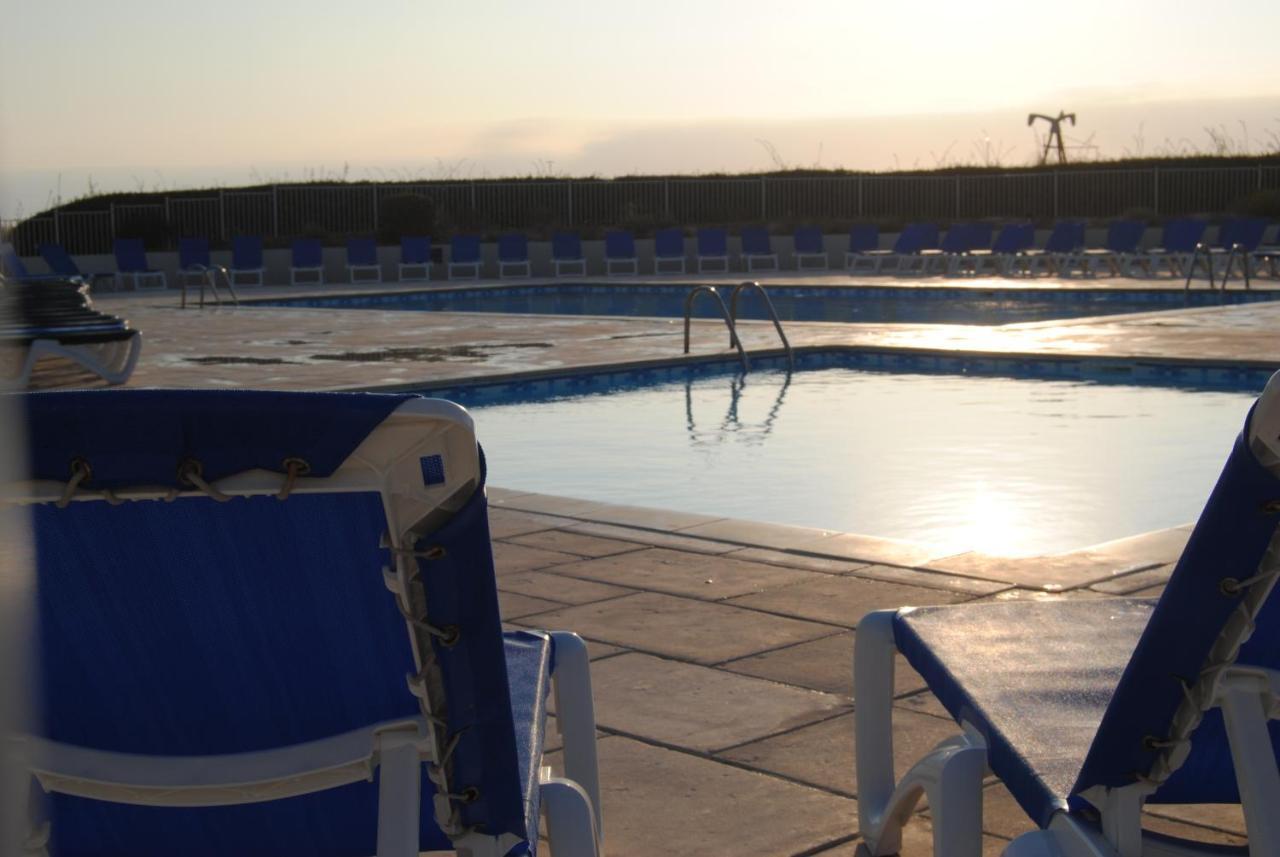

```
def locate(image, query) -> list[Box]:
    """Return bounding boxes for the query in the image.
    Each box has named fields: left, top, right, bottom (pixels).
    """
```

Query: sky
left=2, top=0, right=1279, bottom=218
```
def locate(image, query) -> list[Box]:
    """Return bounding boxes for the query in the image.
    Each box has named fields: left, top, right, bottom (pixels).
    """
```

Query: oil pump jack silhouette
left=1027, top=111, right=1076, bottom=165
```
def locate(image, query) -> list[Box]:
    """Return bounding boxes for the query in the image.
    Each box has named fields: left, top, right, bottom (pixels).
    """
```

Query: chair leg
left=375, top=737, right=421, bottom=857
left=542, top=775, right=601, bottom=857
left=550, top=632, right=603, bottom=843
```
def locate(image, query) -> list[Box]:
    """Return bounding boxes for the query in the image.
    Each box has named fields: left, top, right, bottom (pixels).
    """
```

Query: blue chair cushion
left=232, top=237, right=264, bottom=270
left=893, top=598, right=1154, bottom=828
left=604, top=231, right=635, bottom=259
left=452, top=236, right=482, bottom=265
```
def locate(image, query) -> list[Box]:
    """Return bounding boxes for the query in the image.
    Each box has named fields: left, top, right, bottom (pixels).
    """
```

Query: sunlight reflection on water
left=470, top=369, right=1256, bottom=556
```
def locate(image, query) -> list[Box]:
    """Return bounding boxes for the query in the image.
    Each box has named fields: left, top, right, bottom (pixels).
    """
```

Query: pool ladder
left=682, top=281, right=793, bottom=372
left=180, top=265, right=240, bottom=309
left=1185, top=242, right=1252, bottom=293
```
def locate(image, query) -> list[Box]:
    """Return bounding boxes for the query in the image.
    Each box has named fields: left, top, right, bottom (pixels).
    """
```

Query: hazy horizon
left=3, top=0, right=1279, bottom=219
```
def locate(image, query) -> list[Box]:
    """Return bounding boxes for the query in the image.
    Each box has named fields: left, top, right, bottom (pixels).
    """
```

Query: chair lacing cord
left=23, top=820, right=50, bottom=857
left=389, top=544, right=448, bottom=561
left=1219, top=566, right=1280, bottom=596
left=275, top=457, right=311, bottom=501
left=177, top=459, right=231, bottom=502
left=54, top=459, right=91, bottom=508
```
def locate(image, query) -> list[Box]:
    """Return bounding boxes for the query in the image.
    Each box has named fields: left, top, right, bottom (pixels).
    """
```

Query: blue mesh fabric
left=604, top=231, right=635, bottom=259
left=654, top=228, right=684, bottom=258
left=552, top=232, right=582, bottom=261
left=232, top=236, right=263, bottom=270
left=498, top=234, right=528, bottom=263
left=451, top=236, right=481, bottom=264
left=697, top=228, right=728, bottom=257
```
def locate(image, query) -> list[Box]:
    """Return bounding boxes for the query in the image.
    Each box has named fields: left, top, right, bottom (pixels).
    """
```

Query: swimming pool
left=265, top=283, right=1280, bottom=326
left=422, top=356, right=1265, bottom=557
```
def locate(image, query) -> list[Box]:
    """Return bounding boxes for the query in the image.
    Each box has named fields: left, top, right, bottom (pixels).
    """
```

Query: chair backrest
left=697, top=227, right=728, bottom=257
left=654, top=228, right=685, bottom=259
left=1160, top=218, right=1207, bottom=253
left=451, top=235, right=481, bottom=264
left=400, top=236, right=432, bottom=265
left=22, top=389, right=533, bottom=856
left=38, top=243, right=81, bottom=278
left=1217, top=218, right=1269, bottom=252
left=891, top=223, right=938, bottom=255
left=177, top=237, right=209, bottom=270
left=604, top=230, right=635, bottom=259
left=231, top=236, right=263, bottom=270
left=1074, top=372, right=1280, bottom=807
left=291, top=238, right=323, bottom=268
left=346, top=237, right=377, bottom=266
left=552, top=231, right=582, bottom=260
left=1043, top=221, right=1085, bottom=253
left=847, top=224, right=879, bottom=254
left=793, top=226, right=825, bottom=255
left=739, top=227, right=771, bottom=256
left=497, top=233, right=527, bottom=263
left=990, top=223, right=1034, bottom=254
left=112, top=238, right=150, bottom=274
left=1104, top=220, right=1146, bottom=253
left=1, top=244, right=32, bottom=278
left=939, top=223, right=986, bottom=254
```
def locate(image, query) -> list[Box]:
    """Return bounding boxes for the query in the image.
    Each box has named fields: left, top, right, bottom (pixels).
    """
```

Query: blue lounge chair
left=112, top=238, right=167, bottom=291
left=695, top=228, right=730, bottom=273
left=290, top=238, right=324, bottom=285
left=1198, top=218, right=1271, bottom=282
left=604, top=231, right=638, bottom=276
left=497, top=233, right=531, bottom=278
left=177, top=237, right=211, bottom=288
left=856, top=371, right=1280, bottom=856
left=794, top=226, right=829, bottom=271
left=552, top=232, right=587, bottom=277
left=1, top=244, right=66, bottom=283
left=1253, top=224, right=1280, bottom=279
left=398, top=236, right=432, bottom=282
left=653, top=228, right=686, bottom=275
left=37, top=243, right=113, bottom=290
left=1082, top=220, right=1147, bottom=277
left=1022, top=221, right=1086, bottom=277
left=967, top=223, right=1035, bottom=276
left=1135, top=218, right=1207, bottom=278
left=923, top=223, right=994, bottom=276
left=0, top=274, right=142, bottom=386
left=740, top=228, right=777, bottom=272
left=861, top=224, right=938, bottom=275
left=845, top=225, right=881, bottom=273
left=346, top=238, right=382, bottom=284
left=230, top=236, right=266, bottom=286
left=449, top=235, right=482, bottom=279
left=14, top=388, right=604, bottom=857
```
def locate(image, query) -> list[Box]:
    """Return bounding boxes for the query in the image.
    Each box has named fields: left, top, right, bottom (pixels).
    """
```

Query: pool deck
left=52, top=273, right=1270, bottom=853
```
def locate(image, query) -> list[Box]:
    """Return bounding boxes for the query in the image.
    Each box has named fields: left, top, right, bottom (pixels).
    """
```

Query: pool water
left=266, top=283, right=1280, bottom=326
left=464, top=368, right=1257, bottom=556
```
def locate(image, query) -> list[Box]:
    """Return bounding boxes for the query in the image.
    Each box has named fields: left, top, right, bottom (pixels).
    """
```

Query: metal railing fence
left=8, top=165, right=1278, bottom=255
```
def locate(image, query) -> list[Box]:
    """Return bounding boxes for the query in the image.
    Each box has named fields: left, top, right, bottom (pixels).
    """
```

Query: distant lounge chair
left=398, top=236, right=432, bottom=282
left=37, top=243, right=113, bottom=290
left=290, top=238, right=324, bottom=285
left=864, top=223, right=938, bottom=275
left=1022, top=221, right=1086, bottom=276
left=794, top=226, right=829, bottom=271
left=653, top=228, right=686, bottom=274
left=856, top=369, right=1280, bottom=857
left=604, top=230, right=638, bottom=276
left=1195, top=218, right=1271, bottom=281
left=1251, top=223, right=1280, bottom=279
left=552, top=231, right=587, bottom=277
left=1081, top=220, right=1146, bottom=277
left=696, top=228, right=730, bottom=273
left=497, top=233, right=531, bottom=278
left=923, top=223, right=993, bottom=276
left=448, top=235, right=482, bottom=279
left=1134, top=218, right=1206, bottom=278
left=845, top=225, right=881, bottom=273
left=346, top=238, right=382, bottom=284
left=0, top=275, right=142, bottom=387
left=112, top=238, right=167, bottom=291
left=740, top=227, right=778, bottom=272
left=177, top=237, right=212, bottom=288
left=229, top=236, right=266, bottom=286
left=13, top=388, right=604, bottom=857
left=1, top=245, right=64, bottom=283
left=966, top=223, right=1035, bottom=276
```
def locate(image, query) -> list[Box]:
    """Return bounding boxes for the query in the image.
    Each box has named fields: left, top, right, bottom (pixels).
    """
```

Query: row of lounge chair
left=13, top=376, right=1280, bottom=856
left=7, top=220, right=1279, bottom=289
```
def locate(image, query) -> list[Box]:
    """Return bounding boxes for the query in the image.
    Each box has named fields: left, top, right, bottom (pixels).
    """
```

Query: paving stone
left=506, top=528, right=645, bottom=558
left=921, top=782, right=1034, bottom=841
left=550, top=547, right=827, bottom=600
left=727, top=547, right=866, bottom=575
left=564, top=520, right=739, bottom=554
left=922, top=550, right=1161, bottom=591
left=1129, top=584, right=1167, bottom=598
left=972, top=587, right=1105, bottom=603
left=678, top=518, right=842, bottom=550
left=805, top=532, right=941, bottom=569
left=1090, top=564, right=1173, bottom=595
left=893, top=690, right=952, bottom=721
left=843, top=563, right=1010, bottom=596
left=498, top=590, right=564, bottom=620
left=486, top=508, right=575, bottom=539
left=726, top=576, right=969, bottom=628
left=1087, top=525, right=1192, bottom=566
left=498, top=570, right=636, bottom=604
left=720, top=633, right=926, bottom=700
left=1144, top=803, right=1246, bottom=837
left=719, top=710, right=960, bottom=798
left=1142, top=813, right=1246, bottom=845
left=545, top=736, right=858, bottom=857
left=505, top=493, right=723, bottom=531
left=522, top=592, right=835, bottom=664
left=491, top=541, right=581, bottom=575
left=588, top=653, right=846, bottom=752
left=827, top=822, right=1010, bottom=856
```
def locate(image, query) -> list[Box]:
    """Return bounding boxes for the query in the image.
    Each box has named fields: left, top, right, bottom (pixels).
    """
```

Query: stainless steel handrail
left=683, top=285, right=748, bottom=372
left=180, top=264, right=239, bottom=309
left=1186, top=243, right=1251, bottom=293
left=728, top=281, right=794, bottom=370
